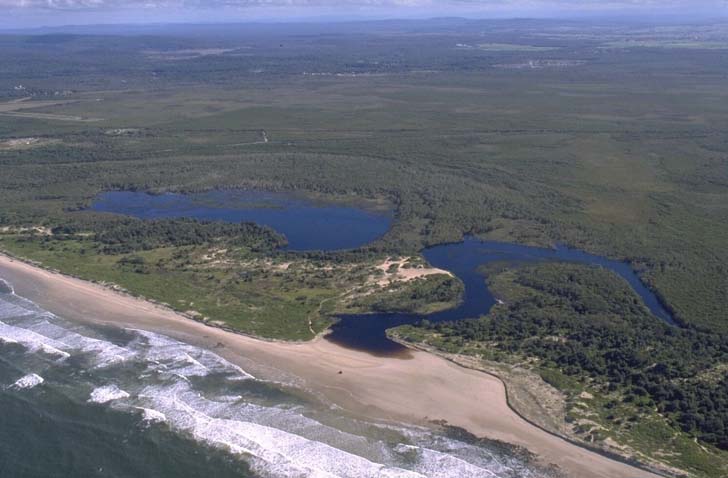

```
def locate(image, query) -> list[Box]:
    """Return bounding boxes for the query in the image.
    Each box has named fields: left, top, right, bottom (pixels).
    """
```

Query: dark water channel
left=328, top=237, right=675, bottom=355
left=91, top=191, right=675, bottom=355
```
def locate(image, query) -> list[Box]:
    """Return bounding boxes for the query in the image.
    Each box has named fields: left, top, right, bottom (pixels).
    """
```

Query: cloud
left=1, top=0, right=724, bottom=10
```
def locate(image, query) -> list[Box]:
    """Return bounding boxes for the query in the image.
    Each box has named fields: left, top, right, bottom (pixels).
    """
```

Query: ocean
left=0, top=279, right=547, bottom=478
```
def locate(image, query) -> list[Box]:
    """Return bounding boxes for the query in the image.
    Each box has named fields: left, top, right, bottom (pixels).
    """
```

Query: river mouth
left=90, top=190, right=676, bottom=356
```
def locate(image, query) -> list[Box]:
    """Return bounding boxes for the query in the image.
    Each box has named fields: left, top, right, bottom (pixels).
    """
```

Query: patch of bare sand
left=143, top=48, right=239, bottom=61
left=0, top=137, right=60, bottom=150
left=373, top=256, right=452, bottom=286
left=0, top=98, right=101, bottom=121
left=0, top=226, right=52, bottom=235
left=0, top=254, right=663, bottom=478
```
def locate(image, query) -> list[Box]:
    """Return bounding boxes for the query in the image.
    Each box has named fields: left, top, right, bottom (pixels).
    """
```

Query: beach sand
left=0, top=254, right=663, bottom=478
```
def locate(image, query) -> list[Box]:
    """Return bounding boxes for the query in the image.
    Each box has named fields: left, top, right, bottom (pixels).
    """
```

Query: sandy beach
left=0, top=254, right=663, bottom=478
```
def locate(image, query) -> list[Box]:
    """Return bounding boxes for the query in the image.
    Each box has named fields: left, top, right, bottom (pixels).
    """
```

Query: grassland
left=0, top=229, right=459, bottom=340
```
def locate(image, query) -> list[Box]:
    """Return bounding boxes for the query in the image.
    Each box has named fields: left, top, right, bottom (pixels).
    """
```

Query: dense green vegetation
left=341, top=274, right=463, bottom=315
left=396, top=262, right=728, bottom=476
left=51, top=217, right=286, bottom=254
left=1, top=226, right=458, bottom=340
left=2, top=230, right=343, bottom=340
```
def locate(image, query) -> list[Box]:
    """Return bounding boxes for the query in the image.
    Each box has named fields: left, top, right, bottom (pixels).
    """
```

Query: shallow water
left=0, top=286, right=548, bottom=478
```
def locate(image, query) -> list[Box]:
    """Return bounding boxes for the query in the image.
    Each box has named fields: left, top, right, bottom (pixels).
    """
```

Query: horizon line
left=3, top=13, right=728, bottom=33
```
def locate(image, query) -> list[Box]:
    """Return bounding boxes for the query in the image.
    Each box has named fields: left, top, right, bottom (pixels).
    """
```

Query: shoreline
left=393, top=337, right=675, bottom=478
left=0, top=252, right=664, bottom=478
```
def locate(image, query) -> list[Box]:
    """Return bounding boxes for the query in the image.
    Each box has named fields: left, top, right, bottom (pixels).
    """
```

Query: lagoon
left=91, top=190, right=392, bottom=251
left=329, top=237, right=676, bottom=354
left=91, top=190, right=676, bottom=355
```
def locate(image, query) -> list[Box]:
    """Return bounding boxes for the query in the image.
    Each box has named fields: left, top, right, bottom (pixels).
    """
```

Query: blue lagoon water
left=328, top=237, right=676, bottom=355
left=91, top=190, right=392, bottom=251
left=89, top=190, right=676, bottom=355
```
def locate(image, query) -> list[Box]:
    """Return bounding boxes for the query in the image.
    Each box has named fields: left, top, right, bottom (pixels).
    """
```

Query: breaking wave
left=0, top=282, right=546, bottom=478
left=9, top=373, right=44, bottom=390
left=0, top=278, right=14, bottom=294
left=89, top=384, right=130, bottom=403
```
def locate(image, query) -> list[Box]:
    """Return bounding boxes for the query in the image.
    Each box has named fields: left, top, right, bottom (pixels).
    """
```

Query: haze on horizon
left=2, top=0, right=727, bottom=29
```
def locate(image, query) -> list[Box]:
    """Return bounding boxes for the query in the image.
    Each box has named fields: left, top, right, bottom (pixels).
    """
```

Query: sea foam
left=28, top=319, right=133, bottom=368
left=0, top=291, right=543, bottom=478
left=135, top=407, right=167, bottom=424
left=136, top=380, right=425, bottom=478
left=0, top=320, right=71, bottom=360
left=129, top=328, right=256, bottom=380
left=9, top=373, right=44, bottom=390
left=0, top=300, right=38, bottom=320
left=397, top=444, right=504, bottom=478
left=89, top=384, right=130, bottom=404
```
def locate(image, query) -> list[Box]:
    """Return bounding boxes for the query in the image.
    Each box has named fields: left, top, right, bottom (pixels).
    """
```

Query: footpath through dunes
left=0, top=254, right=663, bottom=478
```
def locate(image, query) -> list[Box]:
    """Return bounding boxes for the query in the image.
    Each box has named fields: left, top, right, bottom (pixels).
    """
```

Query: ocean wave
left=129, top=328, right=256, bottom=381
left=0, top=300, right=39, bottom=321
left=0, top=291, right=541, bottom=478
left=0, top=320, right=71, bottom=360
left=28, top=319, right=133, bottom=368
left=136, top=381, right=424, bottom=478
left=0, top=279, right=14, bottom=295
left=9, top=373, right=44, bottom=390
left=135, top=406, right=167, bottom=424
left=131, top=378, right=531, bottom=478
left=397, top=444, right=504, bottom=478
left=89, top=384, right=130, bottom=404
left=0, top=296, right=256, bottom=381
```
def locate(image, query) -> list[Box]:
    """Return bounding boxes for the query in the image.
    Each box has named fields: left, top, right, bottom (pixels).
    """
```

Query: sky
left=1, top=1, right=727, bottom=29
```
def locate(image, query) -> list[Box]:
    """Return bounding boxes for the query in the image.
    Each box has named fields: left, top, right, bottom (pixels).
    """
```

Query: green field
left=1, top=18, right=728, bottom=476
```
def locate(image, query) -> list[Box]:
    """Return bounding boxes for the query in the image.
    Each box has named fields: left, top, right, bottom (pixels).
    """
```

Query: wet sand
left=0, top=254, right=663, bottom=478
